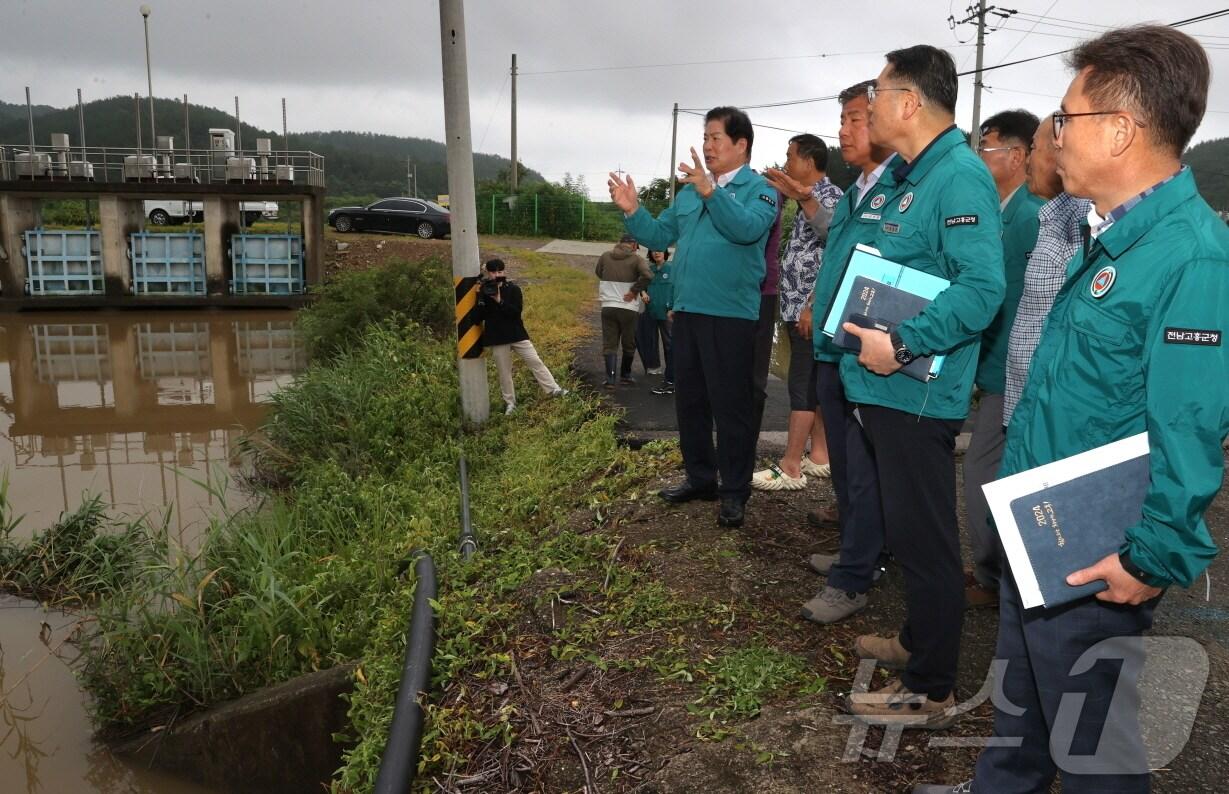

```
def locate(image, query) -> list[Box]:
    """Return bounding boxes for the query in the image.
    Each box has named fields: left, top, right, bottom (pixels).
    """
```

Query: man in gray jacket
left=595, top=234, right=652, bottom=387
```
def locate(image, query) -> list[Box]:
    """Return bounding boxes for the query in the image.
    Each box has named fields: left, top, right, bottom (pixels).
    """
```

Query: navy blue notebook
left=984, top=433, right=1151, bottom=609
left=833, top=275, right=944, bottom=382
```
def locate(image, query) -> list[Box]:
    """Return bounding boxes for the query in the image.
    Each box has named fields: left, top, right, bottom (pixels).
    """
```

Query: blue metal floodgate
left=230, top=234, right=304, bottom=294
left=23, top=229, right=103, bottom=295
left=130, top=232, right=206, bottom=295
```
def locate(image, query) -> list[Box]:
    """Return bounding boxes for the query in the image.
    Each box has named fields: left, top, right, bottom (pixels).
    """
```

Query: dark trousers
left=858, top=403, right=964, bottom=699
left=750, top=293, right=778, bottom=438
left=964, top=391, right=1007, bottom=590
left=815, top=362, right=885, bottom=594
left=636, top=313, right=673, bottom=381
left=972, top=576, right=1159, bottom=793
left=600, top=307, right=638, bottom=356
left=673, top=310, right=756, bottom=502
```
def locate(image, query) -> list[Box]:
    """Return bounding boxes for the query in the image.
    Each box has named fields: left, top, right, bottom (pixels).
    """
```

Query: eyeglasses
left=867, top=85, right=914, bottom=103
left=1052, top=110, right=1147, bottom=139
left=976, top=145, right=1020, bottom=155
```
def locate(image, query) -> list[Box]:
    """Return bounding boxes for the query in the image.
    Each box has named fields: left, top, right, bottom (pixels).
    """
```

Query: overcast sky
left=2, top=1, right=1227, bottom=198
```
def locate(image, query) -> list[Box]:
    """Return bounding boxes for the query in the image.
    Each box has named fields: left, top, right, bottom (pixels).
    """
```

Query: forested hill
left=0, top=95, right=541, bottom=198
left=1184, top=136, right=1229, bottom=211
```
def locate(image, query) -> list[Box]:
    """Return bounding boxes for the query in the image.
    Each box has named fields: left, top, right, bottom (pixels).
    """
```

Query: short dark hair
left=839, top=80, right=876, bottom=106
left=484, top=258, right=505, bottom=273
left=705, top=106, right=754, bottom=157
left=788, top=133, right=829, bottom=172
left=980, top=109, right=1040, bottom=147
left=884, top=45, right=958, bottom=115
left=1066, top=25, right=1209, bottom=156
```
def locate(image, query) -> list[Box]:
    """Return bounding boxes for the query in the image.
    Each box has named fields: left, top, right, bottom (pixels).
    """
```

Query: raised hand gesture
left=677, top=147, right=714, bottom=198
left=765, top=167, right=811, bottom=201
left=608, top=172, right=639, bottom=214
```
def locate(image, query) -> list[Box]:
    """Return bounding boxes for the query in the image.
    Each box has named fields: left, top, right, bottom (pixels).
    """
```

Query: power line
left=518, top=48, right=958, bottom=77
left=994, top=0, right=1060, bottom=66
left=677, top=109, right=837, bottom=139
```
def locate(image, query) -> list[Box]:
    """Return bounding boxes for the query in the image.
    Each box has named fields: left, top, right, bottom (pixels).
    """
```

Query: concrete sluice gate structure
left=0, top=130, right=324, bottom=309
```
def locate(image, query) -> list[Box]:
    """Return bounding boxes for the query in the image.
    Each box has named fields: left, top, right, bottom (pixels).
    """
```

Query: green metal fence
left=475, top=193, right=668, bottom=241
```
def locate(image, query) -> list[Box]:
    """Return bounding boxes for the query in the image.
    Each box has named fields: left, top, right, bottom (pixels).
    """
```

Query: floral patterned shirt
left=778, top=178, right=845, bottom=322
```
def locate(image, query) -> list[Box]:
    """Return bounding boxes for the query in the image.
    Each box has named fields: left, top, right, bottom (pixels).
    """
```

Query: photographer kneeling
left=478, top=258, right=568, bottom=415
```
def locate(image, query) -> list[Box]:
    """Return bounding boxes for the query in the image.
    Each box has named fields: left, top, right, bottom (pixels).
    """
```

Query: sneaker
left=801, top=585, right=867, bottom=624
left=550, top=387, right=569, bottom=397
left=912, top=783, right=973, bottom=794
left=853, top=632, right=911, bottom=670
left=800, top=457, right=832, bottom=478
left=808, top=552, right=838, bottom=575
left=847, top=678, right=958, bottom=730
left=504, top=402, right=516, bottom=415
left=751, top=464, right=806, bottom=491
left=651, top=381, right=675, bottom=395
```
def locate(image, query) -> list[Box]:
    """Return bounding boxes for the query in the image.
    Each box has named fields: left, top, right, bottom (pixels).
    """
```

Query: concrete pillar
left=208, top=319, right=240, bottom=414
left=300, top=193, right=323, bottom=289
left=97, top=196, right=143, bottom=297
left=204, top=197, right=241, bottom=296
left=0, top=195, right=42, bottom=296
left=109, top=321, right=152, bottom=418
left=10, top=322, right=59, bottom=422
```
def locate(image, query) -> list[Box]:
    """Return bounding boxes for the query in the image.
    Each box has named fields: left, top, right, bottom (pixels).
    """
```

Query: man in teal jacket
left=916, top=25, right=1229, bottom=794
left=964, top=109, right=1045, bottom=610
left=838, top=45, right=1005, bottom=729
left=608, top=106, right=779, bottom=528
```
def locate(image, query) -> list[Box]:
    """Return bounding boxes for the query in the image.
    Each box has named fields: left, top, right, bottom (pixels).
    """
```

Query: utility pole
left=950, top=1, right=1015, bottom=150
left=140, top=6, right=156, bottom=147
left=510, top=53, right=518, bottom=193
left=438, top=0, right=489, bottom=426
left=669, top=102, right=678, bottom=203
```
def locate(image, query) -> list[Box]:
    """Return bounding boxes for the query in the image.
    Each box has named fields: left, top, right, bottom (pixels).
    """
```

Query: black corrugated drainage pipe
left=373, top=552, right=437, bottom=793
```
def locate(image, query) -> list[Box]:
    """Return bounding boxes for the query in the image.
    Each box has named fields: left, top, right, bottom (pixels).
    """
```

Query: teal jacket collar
left=1090, top=167, right=1199, bottom=260
left=724, top=163, right=757, bottom=187
left=1002, top=184, right=1039, bottom=226
left=891, top=125, right=963, bottom=186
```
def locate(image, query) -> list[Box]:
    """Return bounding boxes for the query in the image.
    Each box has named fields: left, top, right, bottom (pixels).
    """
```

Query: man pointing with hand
left=608, top=106, right=779, bottom=528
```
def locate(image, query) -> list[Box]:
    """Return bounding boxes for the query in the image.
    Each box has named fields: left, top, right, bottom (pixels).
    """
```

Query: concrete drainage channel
left=113, top=456, right=476, bottom=793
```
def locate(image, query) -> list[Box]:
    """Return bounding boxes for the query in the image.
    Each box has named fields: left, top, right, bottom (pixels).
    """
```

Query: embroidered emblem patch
left=869, top=194, right=886, bottom=210
left=1090, top=266, right=1116, bottom=299
left=1164, top=327, right=1221, bottom=346
left=898, top=192, right=915, bottom=213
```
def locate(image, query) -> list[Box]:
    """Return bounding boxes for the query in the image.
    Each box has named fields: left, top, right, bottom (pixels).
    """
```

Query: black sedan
left=327, top=197, right=451, bottom=238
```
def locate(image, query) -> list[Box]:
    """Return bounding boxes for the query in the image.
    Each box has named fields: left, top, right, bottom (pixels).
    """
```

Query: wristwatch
left=889, top=330, right=915, bottom=366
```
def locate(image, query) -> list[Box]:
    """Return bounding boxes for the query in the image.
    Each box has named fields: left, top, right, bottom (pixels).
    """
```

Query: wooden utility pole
left=510, top=53, right=518, bottom=193
left=439, top=0, right=490, bottom=425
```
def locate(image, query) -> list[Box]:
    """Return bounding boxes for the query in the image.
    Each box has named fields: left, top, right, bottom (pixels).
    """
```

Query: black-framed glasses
left=1052, top=110, right=1147, bottom=139
left=867, top=85, right=914, bottom=103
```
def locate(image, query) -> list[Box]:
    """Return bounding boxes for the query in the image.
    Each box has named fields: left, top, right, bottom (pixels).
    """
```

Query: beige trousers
left=489, top=340, right=561, bottom=405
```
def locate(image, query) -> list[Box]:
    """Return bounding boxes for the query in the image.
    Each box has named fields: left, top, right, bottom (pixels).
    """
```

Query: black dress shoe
left=658, top=480, right=719, bottom=503
left=717, top=497, right=745, bottom=527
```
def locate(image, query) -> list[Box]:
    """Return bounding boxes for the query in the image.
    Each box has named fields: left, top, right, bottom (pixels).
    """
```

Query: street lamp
left=140, top=5, right=155, bottom=147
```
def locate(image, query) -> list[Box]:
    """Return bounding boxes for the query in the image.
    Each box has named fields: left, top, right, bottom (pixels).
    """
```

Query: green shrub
left=297, top=256, right=452, bottom=358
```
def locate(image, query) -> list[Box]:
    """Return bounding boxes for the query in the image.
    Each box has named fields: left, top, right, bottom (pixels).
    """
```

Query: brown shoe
left=854, top=632, right=911, bottom=670
left=963, top=571, right=999, bottom=609
left=847, top=678, right=958, bottom=729
left=806, top=507, right=839, bottom=530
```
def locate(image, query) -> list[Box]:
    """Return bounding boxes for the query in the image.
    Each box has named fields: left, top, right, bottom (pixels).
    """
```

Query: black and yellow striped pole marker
left=454, top=275, right=483, bottom=359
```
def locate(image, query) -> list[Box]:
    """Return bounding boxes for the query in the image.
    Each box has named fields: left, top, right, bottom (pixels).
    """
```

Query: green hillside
left=0, top=95, right=540, bottom=199
left=1184, top=137, right=1229, bottom=211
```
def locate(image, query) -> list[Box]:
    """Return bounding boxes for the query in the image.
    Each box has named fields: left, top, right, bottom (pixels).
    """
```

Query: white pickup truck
left=143, top=199, right=279, bottom=226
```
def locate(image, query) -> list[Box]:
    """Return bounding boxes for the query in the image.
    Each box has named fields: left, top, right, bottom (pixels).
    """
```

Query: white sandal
left=752, top=464, right=807, bottom=491
left=800, top=458, right=831, bottom=479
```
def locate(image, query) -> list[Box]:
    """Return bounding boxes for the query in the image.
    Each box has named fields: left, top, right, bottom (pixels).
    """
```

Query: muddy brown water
left=0, top=309, right=306, bottom=794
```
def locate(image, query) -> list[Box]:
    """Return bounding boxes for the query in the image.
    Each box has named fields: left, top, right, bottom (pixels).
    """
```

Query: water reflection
left=0, top=310, right=306, bottom=539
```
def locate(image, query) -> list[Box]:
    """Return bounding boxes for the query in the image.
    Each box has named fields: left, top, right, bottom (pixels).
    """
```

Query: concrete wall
left=0, top=194, right=42, bottom=295
left=97, top=196, right=143, bottom=297
left=203, top=197, right=241, bottom=296
left=112, top=663, right=356, bottom=794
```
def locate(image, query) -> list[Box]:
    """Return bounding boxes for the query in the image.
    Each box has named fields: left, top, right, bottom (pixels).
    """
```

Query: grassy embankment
left=0, top=246, right=830, bottom=790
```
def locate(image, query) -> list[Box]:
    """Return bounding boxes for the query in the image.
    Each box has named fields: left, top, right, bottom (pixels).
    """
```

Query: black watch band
left=890, top=330, right=915, bottom=365
left=1118, top=550, right=1156, bottom=586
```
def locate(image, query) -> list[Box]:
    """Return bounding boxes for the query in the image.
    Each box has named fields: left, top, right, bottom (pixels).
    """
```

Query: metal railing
left=0, top=143, right=325, bottom=188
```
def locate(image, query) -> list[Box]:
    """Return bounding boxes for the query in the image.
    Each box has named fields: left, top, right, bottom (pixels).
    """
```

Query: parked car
left=327, top=197, right=451, bottom=239
left=144, top=199, right=278, bottom=226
